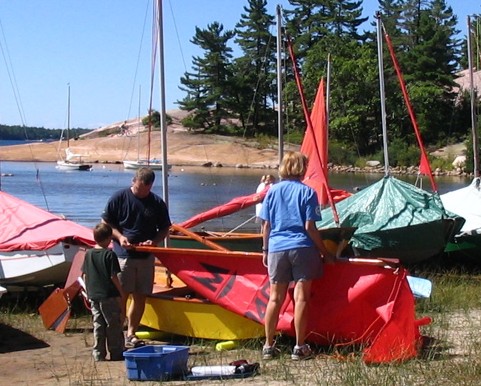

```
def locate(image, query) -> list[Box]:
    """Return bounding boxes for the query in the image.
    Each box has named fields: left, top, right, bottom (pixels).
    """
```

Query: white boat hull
left=123, top=160, right=171, bottom=170
left=0, top=242, right=81, bottom=288
left=56, top=160, right=92, bottom=171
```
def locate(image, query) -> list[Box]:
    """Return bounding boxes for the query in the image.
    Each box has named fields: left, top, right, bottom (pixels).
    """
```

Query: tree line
left=0, top=125, right=91, bottom=141
left=177, top=0, right=480, bottom=167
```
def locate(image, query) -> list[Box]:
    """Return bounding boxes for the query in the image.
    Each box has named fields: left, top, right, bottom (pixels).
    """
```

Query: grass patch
left=2, top=263, right=481, bottom=384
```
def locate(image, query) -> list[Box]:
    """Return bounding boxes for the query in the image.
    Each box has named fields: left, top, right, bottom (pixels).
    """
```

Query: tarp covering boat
left=316, top=176, right=464, bottom=263
left=441, top=177, right=481, bottom=253
left=441, top=177, right=481, bottom=235
left=0, top=191, right=95, bottom=251
left=138, top=245, right=429, bottom=364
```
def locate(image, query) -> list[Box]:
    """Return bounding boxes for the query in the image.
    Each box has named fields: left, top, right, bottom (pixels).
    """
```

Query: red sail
left=140, top=246, right=429, bottom=364
left=300, top=79, right=351, bottom=206
left=178, top=186, right=269, bottom=229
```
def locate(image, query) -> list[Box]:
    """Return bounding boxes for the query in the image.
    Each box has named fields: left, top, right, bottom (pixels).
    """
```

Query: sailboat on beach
left=316, top=14, right=463, bottom=264
left=441, top=16, right=481, bottom=257
left=56, top=85, right=92, bottom=171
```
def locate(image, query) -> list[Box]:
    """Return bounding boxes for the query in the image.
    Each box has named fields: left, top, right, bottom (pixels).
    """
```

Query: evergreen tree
left=177, top=22, right=235, bottom=133
left=389, top=0, right=461, bottom=143
left=234, top=0, right=277, bottom=136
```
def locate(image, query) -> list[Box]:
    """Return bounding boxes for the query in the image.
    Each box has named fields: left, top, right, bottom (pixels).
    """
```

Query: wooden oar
left=337, top=257, right=400, bottom=269
left=170, top=223, right=229, bottom=251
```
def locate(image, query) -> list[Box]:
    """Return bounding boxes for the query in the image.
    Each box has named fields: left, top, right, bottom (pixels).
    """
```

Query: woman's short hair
left=278, top=151, right=308, bottom=180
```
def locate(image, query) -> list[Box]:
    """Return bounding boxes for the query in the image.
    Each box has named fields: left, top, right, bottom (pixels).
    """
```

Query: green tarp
left=317, top=176, right=464, bottom=263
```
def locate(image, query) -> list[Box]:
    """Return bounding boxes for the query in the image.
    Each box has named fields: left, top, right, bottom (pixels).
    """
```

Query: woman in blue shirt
left=260, top=151, right=334, bottom=361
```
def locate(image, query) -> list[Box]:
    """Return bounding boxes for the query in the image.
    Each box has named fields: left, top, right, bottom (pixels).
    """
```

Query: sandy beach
left=1, top=112, right=283, bottom=169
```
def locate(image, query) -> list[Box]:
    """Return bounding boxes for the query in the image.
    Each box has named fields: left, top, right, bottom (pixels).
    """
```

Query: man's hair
left=93, top=222, right=112, bottom=244
left=278, top=151, right=308, bottom=180
left=133, top=167, right=155, bottom=185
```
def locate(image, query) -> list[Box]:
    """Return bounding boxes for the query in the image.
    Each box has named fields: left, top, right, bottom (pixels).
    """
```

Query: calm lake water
left=0, top=161, right=472, bottom=232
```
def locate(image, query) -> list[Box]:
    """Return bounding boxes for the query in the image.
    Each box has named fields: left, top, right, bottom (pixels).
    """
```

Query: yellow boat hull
left=136, top=266, right=265, bottom=340
left=140, top=293, right=265, bottom=340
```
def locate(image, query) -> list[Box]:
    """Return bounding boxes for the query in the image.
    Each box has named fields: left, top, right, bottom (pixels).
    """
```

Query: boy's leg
left=101, top=297, right=124, bottom=360
left=90, top=300, right=107, bottom=361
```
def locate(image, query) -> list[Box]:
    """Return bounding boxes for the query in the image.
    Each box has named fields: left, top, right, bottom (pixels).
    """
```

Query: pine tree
left=233, top=0, right=277, bottom=136
left=177, top=22, right=235, bottom=133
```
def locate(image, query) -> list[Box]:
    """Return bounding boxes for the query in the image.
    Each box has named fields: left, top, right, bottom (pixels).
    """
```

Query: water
left=0, top=161, right=472, bottom=231
left=0, top=162, right=273, bottom=231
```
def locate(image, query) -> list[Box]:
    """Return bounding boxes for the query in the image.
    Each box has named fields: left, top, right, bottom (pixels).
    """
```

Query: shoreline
left=0, top=132, right=471, bottom=176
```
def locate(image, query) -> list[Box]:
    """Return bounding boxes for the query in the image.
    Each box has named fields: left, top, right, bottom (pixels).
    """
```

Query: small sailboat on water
left=56, top=85, right=92, bottom=171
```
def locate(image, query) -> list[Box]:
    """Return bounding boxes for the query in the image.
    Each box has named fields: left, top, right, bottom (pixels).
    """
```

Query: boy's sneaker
left=262, top=345, right=280, bottom=360
left=291, top=344, right=313, bottom=360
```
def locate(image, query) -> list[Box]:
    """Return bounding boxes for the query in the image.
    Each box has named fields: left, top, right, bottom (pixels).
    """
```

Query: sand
left=1, top=127, right=282, bottom=169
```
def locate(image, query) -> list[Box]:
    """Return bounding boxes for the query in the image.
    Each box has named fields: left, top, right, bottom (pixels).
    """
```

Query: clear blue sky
left=0, top=0, right=476, bottom=130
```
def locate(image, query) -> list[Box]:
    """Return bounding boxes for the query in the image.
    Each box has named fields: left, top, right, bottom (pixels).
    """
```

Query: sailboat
left=39, top=0, right=264, bottom=340
left=441, top=16, right=481, bottom=256
left=56, top=85, right=92, bottom=171
left=316, top=14, right=463, bottom=265
left=0, top=190, right=95, bottom=289
left=137, top=8, right=431, bottom=364
left=122, top=76, right=170, bottom=171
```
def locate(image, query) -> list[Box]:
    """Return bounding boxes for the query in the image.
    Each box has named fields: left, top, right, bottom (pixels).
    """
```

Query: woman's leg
left=293, top=279, right=313, bottom=346
left=264, top=282, right=289, bottom=347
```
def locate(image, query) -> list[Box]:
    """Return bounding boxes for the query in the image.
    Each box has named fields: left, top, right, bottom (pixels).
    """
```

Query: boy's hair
left=93, top=222, right=112, bottom=244
left=133, top=167, right=155, bottom=185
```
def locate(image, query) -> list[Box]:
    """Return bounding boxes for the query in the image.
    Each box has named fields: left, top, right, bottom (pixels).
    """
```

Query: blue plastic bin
left=123, top=345, right=189, bottom=381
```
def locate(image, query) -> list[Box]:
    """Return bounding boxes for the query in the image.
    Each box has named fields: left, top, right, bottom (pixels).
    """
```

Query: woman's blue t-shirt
left=260, top=179, right=321, bottom=253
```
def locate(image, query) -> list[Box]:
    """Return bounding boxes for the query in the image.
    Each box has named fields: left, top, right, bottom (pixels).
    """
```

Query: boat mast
left=467, top=16, right=479, bottom=177
left=137, top=85, right=141, bottom=163
left=156, top=0, right=169, bottom=214
left=276, top=5, right=284, bottom=165
left=376, top=13, right=390, bottom=177
left=67, top=84, right=70, bottom=148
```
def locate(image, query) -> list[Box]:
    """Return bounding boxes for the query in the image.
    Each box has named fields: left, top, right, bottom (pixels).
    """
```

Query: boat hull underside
left=0, top=242, right=79, bottom=288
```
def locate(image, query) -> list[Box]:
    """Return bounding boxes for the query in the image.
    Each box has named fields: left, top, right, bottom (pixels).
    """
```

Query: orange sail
left=138, top=245, right=429, bottom=364
left=301, top=78, right=351, bottom=206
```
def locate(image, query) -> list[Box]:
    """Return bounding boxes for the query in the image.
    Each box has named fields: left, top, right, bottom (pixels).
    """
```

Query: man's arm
left=102, top=218, right=131, bottom=248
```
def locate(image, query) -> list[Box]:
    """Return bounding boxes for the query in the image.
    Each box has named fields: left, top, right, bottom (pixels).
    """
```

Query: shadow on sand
left=0, top=323, right=49, bottom=353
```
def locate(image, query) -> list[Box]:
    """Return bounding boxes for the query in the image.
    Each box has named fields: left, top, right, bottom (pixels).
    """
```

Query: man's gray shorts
left=118, top=255, right=155, bottom=294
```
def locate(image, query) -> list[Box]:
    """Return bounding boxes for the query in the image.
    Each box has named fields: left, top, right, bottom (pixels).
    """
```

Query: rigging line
left=240, top=27, right=275, bottom=140
left=146, top=0, right=160, bottom=163
left=0, top=18, right=48, bottom=205
left=121, top=0, right=151, bottom=161
left=0, top=18, right=27, bottom=126
left=126, top=0, right=151, bottom=121
left=166, top=0, right=187, bottom=72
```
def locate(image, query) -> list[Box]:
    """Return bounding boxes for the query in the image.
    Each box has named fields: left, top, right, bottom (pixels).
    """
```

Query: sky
left=0, top=0, right=477, bottom=130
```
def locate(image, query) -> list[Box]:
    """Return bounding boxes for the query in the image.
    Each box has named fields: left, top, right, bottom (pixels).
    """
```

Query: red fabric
left=300, top=79, right=351, bottom=205
left=0, top=191, right=95, bottom=251
left=301, top=78, right=329, bottom=205
left=148, top=247, right=427, bottom=363
left=178, top=186, right=269, bottom=229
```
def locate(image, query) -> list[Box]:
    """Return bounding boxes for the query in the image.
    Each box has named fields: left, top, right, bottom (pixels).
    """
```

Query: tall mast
left=468, top=16, right=479, bottom=177
left=276, top=5, right=284, bottom=165
left=67, top=84, right=70, bottom=148
left=376, top=13, right=390, bottom=177
left=155, top=0, right=168, bottom=208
